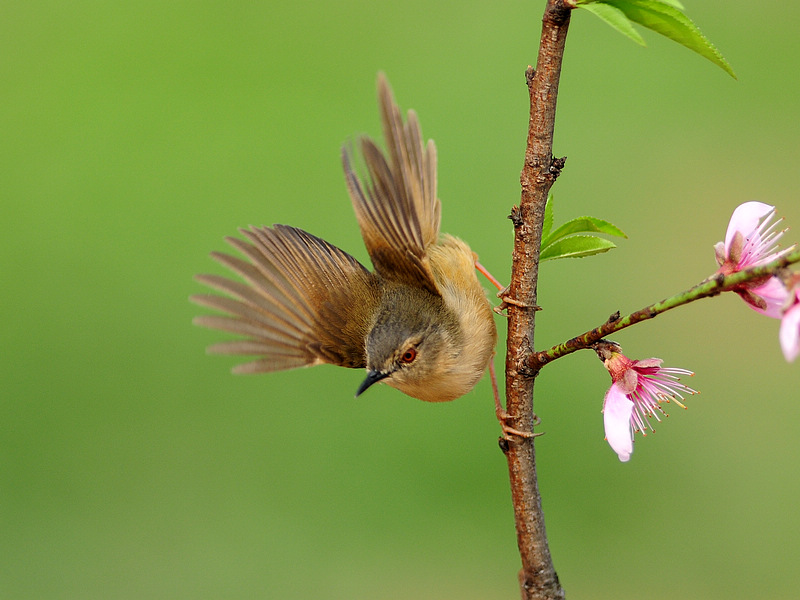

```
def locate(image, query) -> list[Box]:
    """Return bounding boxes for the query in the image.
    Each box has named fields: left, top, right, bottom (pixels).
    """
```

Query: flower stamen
left=595, top=340, right=697, bottom=462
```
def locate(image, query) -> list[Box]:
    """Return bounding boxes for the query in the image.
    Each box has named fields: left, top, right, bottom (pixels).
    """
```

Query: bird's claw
left=496, top=409, right=542, bottom=442
left=493, top=285, right=540, bottom=315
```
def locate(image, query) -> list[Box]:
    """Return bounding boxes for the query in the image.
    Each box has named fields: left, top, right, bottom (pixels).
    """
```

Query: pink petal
left=779, top=303, right=800, bottom=362
left=737, top=277, right=791, bottom=319
left=632, top=358, right=663, bottom=370
left=748, top=277, right=791, bottom=319
left=724, top=202, right=775, bottom=253
left=603, top=383, right=634, bottom=462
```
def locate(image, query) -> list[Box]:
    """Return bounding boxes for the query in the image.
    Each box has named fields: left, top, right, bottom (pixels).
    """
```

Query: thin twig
left=530, top=248, right=800, bottom=368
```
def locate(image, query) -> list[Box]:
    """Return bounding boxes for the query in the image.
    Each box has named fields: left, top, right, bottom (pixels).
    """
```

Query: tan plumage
left=192, top=74, right=496, bottom=402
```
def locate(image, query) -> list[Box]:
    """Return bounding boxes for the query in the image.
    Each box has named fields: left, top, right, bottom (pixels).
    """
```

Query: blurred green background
left=3, top=1, right=799, bottom=598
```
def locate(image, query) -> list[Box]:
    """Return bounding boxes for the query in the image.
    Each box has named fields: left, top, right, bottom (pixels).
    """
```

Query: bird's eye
left=400, top=348, right=417, bottom=364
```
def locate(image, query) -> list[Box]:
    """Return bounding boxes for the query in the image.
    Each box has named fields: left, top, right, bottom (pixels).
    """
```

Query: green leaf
left=540, top=235, right=618, bottom=261
left=575, top=0, right=736, bottom=79
left=539, top=199, right=626, bottom=262
left=542, top=216, right=627, bottom=250
left=577, top=1, right=645, bottom=46
left=542, top=192, right=555, bottom=241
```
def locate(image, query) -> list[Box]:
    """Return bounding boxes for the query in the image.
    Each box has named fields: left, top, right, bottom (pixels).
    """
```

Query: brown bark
left=503, top=2, right=572, bottom=599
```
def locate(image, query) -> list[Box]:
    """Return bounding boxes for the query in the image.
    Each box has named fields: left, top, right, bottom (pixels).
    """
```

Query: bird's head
left=356, top=286, right=463, bottom=402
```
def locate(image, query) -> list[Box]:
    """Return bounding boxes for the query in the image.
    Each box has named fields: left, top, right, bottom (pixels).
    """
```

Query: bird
left=192, top=74, right=497, bottom=403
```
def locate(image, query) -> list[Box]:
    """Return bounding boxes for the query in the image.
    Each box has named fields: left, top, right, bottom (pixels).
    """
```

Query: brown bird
left=192, top=74, right=497, bottom=403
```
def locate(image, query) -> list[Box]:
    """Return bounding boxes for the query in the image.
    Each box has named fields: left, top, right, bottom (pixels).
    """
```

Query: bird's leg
left=474, top=259, right=505, bottom=291
left=474, top=260, right=539, bottom=315
left=489, top=361, right=537, bottom=441
left=476, top=260, right=539, bottom=440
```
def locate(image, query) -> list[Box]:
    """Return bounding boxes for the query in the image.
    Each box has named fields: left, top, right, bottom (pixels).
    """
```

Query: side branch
left=531, top=248, right=800, bottom=367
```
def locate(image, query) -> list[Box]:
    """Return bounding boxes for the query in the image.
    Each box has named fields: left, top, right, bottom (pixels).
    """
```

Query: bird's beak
left=355, top=369, right=390, bottom=397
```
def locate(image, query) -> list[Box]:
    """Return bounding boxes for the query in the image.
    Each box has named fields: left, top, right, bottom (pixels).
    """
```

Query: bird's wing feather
left=192, top=225, right=380, bottom=373
left=342, top=73, right=441, bottom=294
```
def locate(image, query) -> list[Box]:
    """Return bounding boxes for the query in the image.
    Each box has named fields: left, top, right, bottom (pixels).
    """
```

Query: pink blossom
left=715, top=201, right=792, bottom=317
left=596, top=342, right=697, bottom=462
left=780, top=288, right=800, bottom=362
left=746, top=277, right=793, bottom=319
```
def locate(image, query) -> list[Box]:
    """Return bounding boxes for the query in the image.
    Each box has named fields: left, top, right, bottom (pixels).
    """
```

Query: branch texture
left=503, top=2, right=572, bottom=599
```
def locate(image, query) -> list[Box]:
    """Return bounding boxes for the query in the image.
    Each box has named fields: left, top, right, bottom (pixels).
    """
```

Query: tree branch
left=530, top=248, right=800, bottom=368
left=503, top=2, right=572, bottom=599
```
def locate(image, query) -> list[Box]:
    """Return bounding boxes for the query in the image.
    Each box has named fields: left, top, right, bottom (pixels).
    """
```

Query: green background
left=3, top=1, right=799, bottom=598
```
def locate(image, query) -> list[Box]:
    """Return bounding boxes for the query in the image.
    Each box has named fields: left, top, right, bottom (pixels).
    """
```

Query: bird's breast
left=419, top=235, right=498, bottom=401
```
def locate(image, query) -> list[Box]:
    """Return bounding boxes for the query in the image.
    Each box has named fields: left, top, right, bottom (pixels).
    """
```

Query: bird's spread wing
left=342, top=73, right=442, bottom=295
left=192, top=225, right=380, bottom=373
